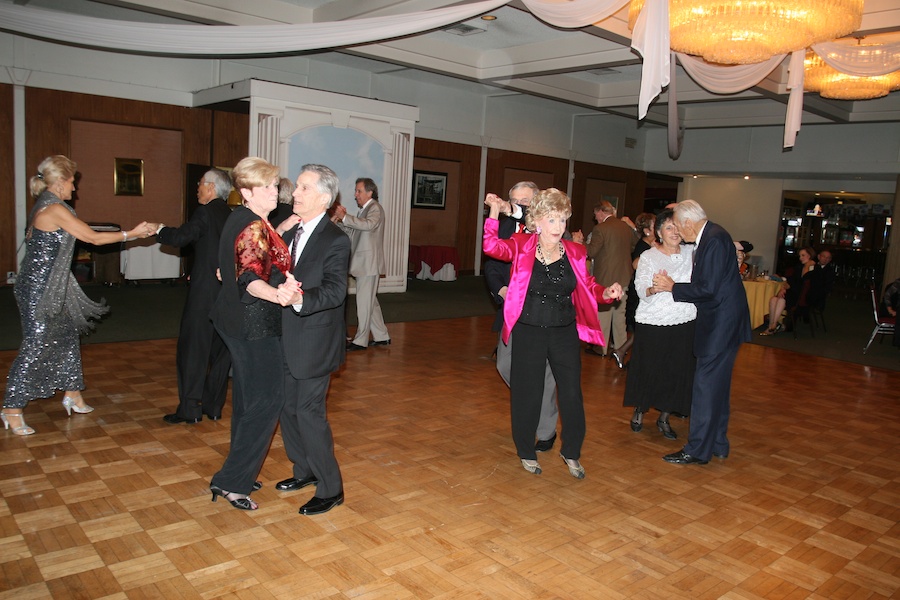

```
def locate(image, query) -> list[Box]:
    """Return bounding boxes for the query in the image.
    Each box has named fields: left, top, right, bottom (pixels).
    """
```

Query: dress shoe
left=203, top=412, right=222, bottom=421
left=584, top=345, right=605, bottom=357
left=163, top=413, right=201, bottom=424
left=299, top=492, right=344, bottom=515
left=630, top=407, right=643, bottom=432
left=368, top=339, right=391, bottom=346
left=662, top=450, right=708, bottom=465
left=611, top=350, right=625, bottom=370
left=656, top=419, right=677, bottom=440
left=275, top=476, right=318, bottom=491
left=713, top=452, right=729, bottom=459
left=252, top=481, right=262, bottom=491
left=346, top=343, right=367, bottom=352
left=534, top=432, right=556, bottom=452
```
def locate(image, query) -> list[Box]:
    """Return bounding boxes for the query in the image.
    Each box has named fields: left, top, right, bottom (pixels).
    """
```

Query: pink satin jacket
left=483, top=217, right=613, bottom=346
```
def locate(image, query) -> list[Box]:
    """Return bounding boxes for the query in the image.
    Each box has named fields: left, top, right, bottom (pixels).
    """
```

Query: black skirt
left=622, top=320, right=695, bottom=415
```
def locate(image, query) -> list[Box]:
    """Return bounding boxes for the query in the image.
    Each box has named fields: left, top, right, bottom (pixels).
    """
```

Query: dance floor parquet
left=1, top=315, right=898, bottom=599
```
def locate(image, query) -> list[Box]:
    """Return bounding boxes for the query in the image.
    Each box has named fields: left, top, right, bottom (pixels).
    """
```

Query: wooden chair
left=863, top=284, right=896, bottom=354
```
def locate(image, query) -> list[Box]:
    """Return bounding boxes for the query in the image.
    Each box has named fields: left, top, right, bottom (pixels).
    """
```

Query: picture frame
left=412, top=170, right=447, bottom=209
left=114, top=158, right=144, bottom=196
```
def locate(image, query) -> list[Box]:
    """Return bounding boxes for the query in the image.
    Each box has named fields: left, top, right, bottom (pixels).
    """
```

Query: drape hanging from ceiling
left=812, top=40, right=900, bottom=77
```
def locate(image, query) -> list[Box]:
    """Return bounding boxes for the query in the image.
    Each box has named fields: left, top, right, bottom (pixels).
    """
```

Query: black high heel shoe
left=210, top=485, right=258, bottom=510
left=656, top=418, right=677, bottom=440
left=630, top=407, right=643, bottom=432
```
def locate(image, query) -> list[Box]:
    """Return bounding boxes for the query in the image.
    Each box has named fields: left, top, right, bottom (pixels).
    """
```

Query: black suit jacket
left=157, top=197, right=231, bottom=311
left=282, top=216, right=351, bottom=380
left=672, top=221, right=751, bottom=357
left=484, top=214, right=523, bottom=332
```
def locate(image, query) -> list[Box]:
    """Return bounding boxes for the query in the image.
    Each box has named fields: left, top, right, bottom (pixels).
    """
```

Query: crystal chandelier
left=628, top=0, right=864, bottom=65
left=804, top=50, right=900, bottom=100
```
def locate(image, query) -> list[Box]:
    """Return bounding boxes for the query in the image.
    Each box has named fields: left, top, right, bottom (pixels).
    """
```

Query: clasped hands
left=332, top=204, right=348, bottom=222
left=650, top=270, right=675, bottom=294
left=275, top=273, right=303, bottom=307
left=132, top=222, right=158, bottom=239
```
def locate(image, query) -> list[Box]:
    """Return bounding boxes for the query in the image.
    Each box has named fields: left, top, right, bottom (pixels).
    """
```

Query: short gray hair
left=205, top=168, right=232, bottom=201
left=673, top=199, right=707, bottom=225
left=509, top=181, right=539, bottom=199
left=301, top=164, right=339, bottom=208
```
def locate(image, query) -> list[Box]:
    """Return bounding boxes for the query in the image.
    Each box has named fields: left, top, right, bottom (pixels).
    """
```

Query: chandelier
left=804, top=50, right=900, bottom=100
left=628, top=0, right=864, bottom=65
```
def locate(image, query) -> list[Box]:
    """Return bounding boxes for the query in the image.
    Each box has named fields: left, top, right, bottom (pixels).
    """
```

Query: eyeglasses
left=198, top=180, right=213, bottom=186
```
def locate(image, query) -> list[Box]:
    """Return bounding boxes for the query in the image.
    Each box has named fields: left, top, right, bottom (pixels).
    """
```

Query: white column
left=257, top=114, right=281, bottom=164
left=380, top=130, right=412, bottom=293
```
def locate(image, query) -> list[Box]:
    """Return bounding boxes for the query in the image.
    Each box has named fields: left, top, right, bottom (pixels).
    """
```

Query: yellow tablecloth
left=743, top=279, right=785, bottom=330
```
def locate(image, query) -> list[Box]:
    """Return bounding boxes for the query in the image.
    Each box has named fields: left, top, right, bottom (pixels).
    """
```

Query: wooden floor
left=1, top=315, right=898, bottom=600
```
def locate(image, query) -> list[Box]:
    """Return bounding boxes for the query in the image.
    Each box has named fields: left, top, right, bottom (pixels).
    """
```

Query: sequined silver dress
left=3, top=192, right=108, bottom=409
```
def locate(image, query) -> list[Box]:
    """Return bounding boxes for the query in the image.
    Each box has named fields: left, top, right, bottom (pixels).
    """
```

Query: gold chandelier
left=628, top=0, right=864, bottom=65
left=804, top=50, right=900, bottom=100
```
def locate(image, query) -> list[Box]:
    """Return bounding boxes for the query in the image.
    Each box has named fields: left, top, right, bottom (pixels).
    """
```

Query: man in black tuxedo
left=275, top=164, right=351, bottom=516
left=652, top=200, right=751, bottom=464
left=484, top=181, right=559, bottom=452
left=158, top=168, right=233, bottom=424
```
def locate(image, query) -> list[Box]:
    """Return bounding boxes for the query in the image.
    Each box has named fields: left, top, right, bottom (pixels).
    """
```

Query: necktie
left=291, top=225, right=304, bottom=266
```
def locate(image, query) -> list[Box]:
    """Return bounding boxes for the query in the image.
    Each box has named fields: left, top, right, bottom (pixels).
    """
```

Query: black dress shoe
left=299, top=492, right=344, bottom=515
left=713, top=452, right=729, bottom=459
left=275, top=476, right=318, bottom=491
left=203, top=412, right=222, bottom=421
left=534, top=432, right=556, bottom=452
left=368, top=339, right=391, bottom=346
left=656, top=419, right=677, bottom=440
left=611, top=350, right=625, bottom=369
left=346, top=343, right=367, bottom=352
left=630, top=407, right=643, bottom=432
left=252, top=481, right=262, bottom=491
left=662, top=450, right=708, bottom=465
left=163, top=413, right=201, bottom=424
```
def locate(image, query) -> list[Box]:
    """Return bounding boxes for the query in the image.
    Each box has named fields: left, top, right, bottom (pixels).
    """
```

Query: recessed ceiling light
left=743, top=175, right=750, bottom=180
left=481, top=15, right=497, bottom=21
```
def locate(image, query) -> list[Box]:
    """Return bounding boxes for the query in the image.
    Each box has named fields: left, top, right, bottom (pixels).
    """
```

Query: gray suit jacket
left=340, top=200, right=385, bottom=278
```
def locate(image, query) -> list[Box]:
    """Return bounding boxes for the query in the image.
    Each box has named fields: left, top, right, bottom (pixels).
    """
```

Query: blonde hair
left=232, top=157, right=279, bottom=195
left=31, top=155, right=76, bottom=198
left=525, top=188, right=572, bottom=232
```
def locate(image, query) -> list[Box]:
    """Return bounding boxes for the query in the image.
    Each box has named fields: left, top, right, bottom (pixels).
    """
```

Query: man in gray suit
left=335, top=178, right=390, bottom=351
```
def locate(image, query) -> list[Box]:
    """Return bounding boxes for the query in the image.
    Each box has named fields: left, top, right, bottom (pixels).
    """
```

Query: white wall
left=678, top=177, right=785, bottom=273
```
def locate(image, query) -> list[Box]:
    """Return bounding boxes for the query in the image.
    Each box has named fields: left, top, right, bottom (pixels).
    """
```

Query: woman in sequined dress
left=483, top=189, right=623, bottom=479
left=207, top=157, right=298, bottom=511
left=2, top=155, right=155, bottom=436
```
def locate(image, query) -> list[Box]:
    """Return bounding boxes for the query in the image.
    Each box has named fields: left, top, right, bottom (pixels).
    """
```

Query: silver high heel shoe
left=560, top=454, right=585, bottom=479
left=520, top=459, right=542, bottom=475
left=62, top=396, right=94, bottom=416
left=1, top=411, right=35, bottom=436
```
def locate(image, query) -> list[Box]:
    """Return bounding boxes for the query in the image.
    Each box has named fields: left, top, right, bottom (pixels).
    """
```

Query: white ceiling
left=10, top=0, right=900, bottom=130
left=7, top=0, right=900, bottom=201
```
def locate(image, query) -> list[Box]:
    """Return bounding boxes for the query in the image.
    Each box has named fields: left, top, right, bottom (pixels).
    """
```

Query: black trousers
left=510, top=322, right=585, bottom=461
left=210, top=329, right=284, bottom=495
left=281, top=372, right=343, bottom=498
left=173, top=307, right=231, bottom=420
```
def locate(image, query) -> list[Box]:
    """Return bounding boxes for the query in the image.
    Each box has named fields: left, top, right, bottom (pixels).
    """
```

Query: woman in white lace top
left=623, top=209, right=697, bottom=440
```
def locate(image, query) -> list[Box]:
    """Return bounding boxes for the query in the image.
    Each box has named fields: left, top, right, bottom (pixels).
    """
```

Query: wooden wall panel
left=0, top=84, right=14, bottom=276
left=413, top=139, right=482, bottom=274
left=573, top=160, right=646, bottom=234
left=0, top=89, right=250, bottom=272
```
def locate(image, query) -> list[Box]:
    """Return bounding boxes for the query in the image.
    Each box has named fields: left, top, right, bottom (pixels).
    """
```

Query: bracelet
left=122, top=231, right=127, bottom=242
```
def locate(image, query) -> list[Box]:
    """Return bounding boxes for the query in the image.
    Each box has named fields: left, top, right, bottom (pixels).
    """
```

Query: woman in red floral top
left=208, top=157, right=297, bottom=510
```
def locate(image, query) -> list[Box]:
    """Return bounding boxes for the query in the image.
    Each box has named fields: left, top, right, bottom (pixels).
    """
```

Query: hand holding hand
left=334, top=204, right=347, bottom=220
left=571, top=230, right=584, bottom=245
left=651, top=269, right=675, bottom=292
left=275, top=273, right=303, bottom=306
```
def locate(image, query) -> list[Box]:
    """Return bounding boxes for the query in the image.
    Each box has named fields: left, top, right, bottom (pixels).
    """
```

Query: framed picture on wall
left=412, top=170, right=447, bottom=209
left=114, top=158, right=144, bottom=196
left=601, top=194, right=619, bottom=211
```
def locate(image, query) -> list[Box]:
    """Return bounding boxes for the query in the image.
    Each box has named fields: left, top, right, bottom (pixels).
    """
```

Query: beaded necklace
left=536, top=242, right=566, bottom=284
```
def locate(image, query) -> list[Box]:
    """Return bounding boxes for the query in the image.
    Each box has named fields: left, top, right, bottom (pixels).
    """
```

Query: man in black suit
left=158, top=168, right=233, bottom=424
left=275, top=164, right=350, bottom=516
left=484, top=181, right=559, bottom=452
left=652, top=200, right=751, bottom=464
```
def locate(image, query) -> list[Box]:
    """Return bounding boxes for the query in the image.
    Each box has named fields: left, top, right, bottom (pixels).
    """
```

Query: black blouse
left=519, top=255, right=577, bottom=327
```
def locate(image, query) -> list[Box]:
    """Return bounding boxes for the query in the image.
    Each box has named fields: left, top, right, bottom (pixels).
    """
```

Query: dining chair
left=863, top=284, right=896, bottom=354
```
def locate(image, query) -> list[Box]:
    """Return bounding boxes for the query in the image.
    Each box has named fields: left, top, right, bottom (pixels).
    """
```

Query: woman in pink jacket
left=484, top=189, right=622, bottom=478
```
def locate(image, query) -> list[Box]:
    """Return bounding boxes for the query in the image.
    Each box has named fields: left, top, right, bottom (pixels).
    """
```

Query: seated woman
left=760, top=246, right=817, bottom=335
